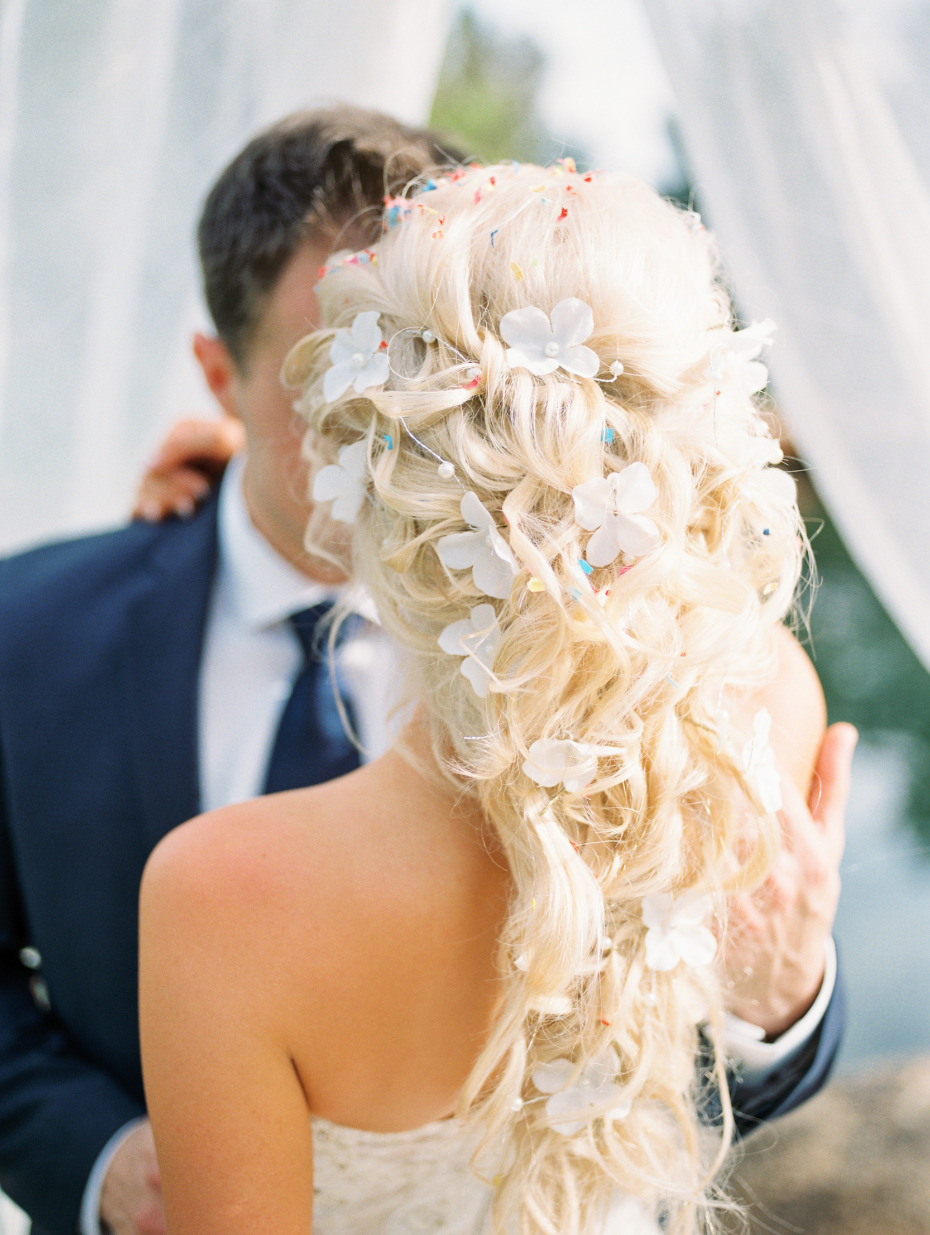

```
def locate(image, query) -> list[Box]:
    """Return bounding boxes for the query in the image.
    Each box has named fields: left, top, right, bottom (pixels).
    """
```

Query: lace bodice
left=311, top=1115, right=661, bottom=1234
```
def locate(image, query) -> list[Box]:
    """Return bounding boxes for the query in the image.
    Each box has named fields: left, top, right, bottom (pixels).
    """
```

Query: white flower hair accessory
left=522, top=737, right=620, bottom=793
left=742, top=708, right=782, bottom=813
left=641, top=890, right=717, bottom=972
left=531, top=1050, right=632, bottom=1136
left=323, top=310, right=390, bottom=402
left=311, top=440, right=368, bottom=524
left=572, top=462, right=661, bottom=567
left=500, top=297, right=599, bottom=378
left=436, top=492, right=520, bottom=601
left=710, top=318, right=776, bottom=396
left=437, top=603, right=501, bottom=698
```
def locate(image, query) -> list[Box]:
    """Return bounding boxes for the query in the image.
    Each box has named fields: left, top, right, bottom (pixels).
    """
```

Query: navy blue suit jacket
left=0, top=496, right=844, bottom=1234
left=0, top=501, right=221, bottom=1233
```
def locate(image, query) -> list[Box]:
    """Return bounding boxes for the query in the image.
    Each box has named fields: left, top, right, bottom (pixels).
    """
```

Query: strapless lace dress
left=311, top=1115, right=661, bottom=1234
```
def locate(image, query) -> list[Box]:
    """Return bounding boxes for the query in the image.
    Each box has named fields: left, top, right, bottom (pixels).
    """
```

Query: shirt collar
left=216, top=453, right=338, bottom=631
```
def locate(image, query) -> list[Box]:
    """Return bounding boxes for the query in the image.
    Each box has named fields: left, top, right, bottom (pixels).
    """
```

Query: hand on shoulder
left=133, top=416, right=244, bottom=522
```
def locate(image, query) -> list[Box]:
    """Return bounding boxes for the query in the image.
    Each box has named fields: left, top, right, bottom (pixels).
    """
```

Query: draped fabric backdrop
left=0, top=0, right=452, bottom=554
left=642, top=0, right=930, bottom=672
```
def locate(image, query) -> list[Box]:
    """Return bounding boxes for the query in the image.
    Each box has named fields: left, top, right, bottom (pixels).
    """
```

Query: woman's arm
left=139, top=817, right=314, bottom=1235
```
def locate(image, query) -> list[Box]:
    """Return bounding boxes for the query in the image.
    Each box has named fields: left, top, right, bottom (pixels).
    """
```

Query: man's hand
left=722, top=722, right=857, bottom=1039
left=99, top=1119, right=166, bottom=1235
left=133, top=415, right=245, bottom=522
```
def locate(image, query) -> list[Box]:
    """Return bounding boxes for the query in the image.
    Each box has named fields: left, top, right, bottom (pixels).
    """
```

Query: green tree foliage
left=429, top=9, right=588, bottom=167
left=805, top=493, right=930, bottom=845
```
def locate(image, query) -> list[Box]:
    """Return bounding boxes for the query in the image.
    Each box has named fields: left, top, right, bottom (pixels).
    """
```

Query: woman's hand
left=133, top=416, right=245, bottom=522
left=100, top=1120, right=166, bottom=1235
left=722, top=722, right=857, bottom=1038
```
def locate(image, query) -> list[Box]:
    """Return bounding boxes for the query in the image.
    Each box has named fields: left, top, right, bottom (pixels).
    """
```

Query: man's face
left=225, top=235, right=346, bottom=572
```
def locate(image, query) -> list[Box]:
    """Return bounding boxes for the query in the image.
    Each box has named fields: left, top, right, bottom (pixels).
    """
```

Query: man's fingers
left=133, top=469, right=212, bottom=520
left=148, top=415, right=244, bottom=472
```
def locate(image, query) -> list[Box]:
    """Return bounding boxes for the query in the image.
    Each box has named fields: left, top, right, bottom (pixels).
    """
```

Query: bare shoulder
left=141, top=752, right=506, bottom=965
left=142, top=795, right=307, bottom=917
left=141, top=780, right=382, bottom=942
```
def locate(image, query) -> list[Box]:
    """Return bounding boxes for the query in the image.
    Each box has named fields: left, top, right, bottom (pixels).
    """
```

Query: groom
left=0, top=106, right=848, bottom=1235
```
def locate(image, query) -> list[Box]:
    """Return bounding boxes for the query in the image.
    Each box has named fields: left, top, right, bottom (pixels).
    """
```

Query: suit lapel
left=121, top=497, right=220, bottom=852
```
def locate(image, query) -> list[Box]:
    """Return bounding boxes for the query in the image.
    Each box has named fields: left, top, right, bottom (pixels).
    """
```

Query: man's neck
left=239, top=456, right=346, bottom=586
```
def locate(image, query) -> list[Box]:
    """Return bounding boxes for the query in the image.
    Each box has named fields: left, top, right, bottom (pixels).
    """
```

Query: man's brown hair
left=197, top=105, right=461, bottom=365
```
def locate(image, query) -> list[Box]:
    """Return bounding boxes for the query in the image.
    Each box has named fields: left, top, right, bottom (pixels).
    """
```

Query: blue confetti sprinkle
left=490, top=229, right=499, bottom=247
left=762, top=527, right=771, bottom=536
left=569, top=588, right=583, bottom=601
left=383, top=434, right=393, bottom=449
left=601, top=427, right=615, bottom=444
left=424, top=179, right=438, bottom=191
left=578, top=559, right=593, bottom=575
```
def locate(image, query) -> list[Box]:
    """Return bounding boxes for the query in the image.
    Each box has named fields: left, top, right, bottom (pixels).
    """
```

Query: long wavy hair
left=290, top=163, right=804, bottom=1235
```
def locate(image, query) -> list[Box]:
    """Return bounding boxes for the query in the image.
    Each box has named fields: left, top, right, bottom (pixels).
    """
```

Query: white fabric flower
left=437, top=603, right=501, bottom=698
left=742, top=707, right=783, bottom=813
left=323, top=310, right=390, bottom=402
left=572, top=462, right=661, bottom=567
left=531, top=1050, right=632, bottom=1136
left=710, top=318, right=776, bottom=396
left=522, top=738, right=600, bottom=793
left=436, top=492, right=520, bottom=601
left=312, top=440, right=368, bottom=524
left=642, top=890, right=717, bottom=972
left=500, top=298, right=599, bottom=378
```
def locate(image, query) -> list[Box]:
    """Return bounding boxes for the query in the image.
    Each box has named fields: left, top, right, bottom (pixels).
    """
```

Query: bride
left=140, top=161, right=845, bottom=1234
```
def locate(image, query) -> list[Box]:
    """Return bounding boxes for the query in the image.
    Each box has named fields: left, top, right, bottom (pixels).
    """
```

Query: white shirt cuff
left=723, top=936, right=837, bottom=1083
left=79, top=1117, right=147, bottom=1235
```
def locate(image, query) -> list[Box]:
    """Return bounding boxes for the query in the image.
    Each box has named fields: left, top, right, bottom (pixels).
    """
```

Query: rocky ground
left=723, top=1054, right=930, bottom=1235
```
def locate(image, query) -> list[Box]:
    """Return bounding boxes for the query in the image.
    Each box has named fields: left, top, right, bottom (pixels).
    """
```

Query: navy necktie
left=262, top=603, right=361, bottom=793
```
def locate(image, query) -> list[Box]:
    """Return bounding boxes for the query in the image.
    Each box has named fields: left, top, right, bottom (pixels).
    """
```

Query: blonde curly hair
left=291, top=163, right=804, bottom=1235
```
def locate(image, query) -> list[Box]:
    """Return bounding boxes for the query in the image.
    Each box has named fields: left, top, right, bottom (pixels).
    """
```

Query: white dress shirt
left=198, top=453, right=397, bottom=809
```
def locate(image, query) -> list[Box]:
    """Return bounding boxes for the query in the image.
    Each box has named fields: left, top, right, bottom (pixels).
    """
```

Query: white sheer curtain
left=642, top=0, right=930, bottom=672
left=0, top=0, right=452, bottom=554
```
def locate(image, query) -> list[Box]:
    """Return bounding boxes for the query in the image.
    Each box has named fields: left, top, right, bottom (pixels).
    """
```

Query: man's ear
left=192, top=333, right=239, bottom=419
